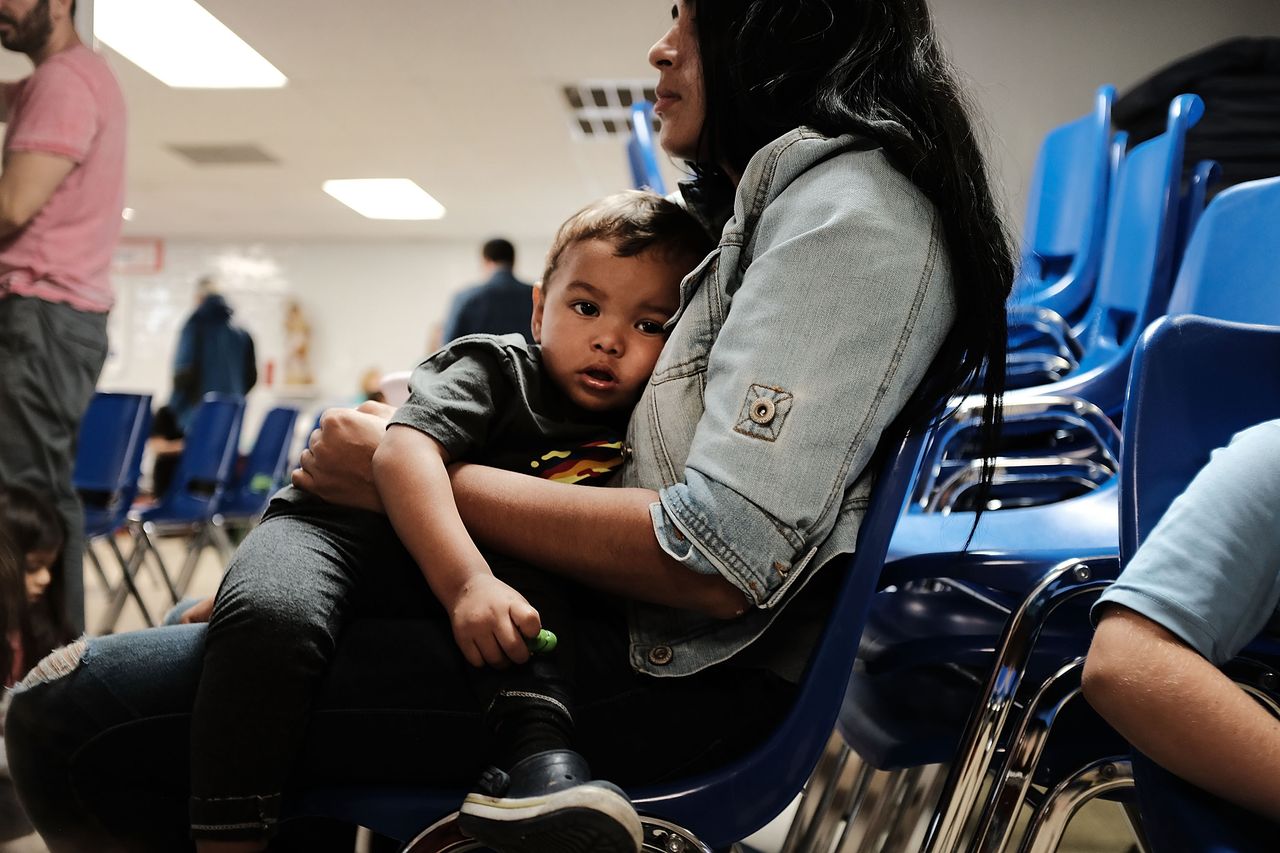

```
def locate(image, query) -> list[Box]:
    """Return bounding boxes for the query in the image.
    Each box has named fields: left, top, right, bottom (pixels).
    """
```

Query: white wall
left=100, top=238, right=549, bottom=444
left=933, top=0, right=1280, bottom=232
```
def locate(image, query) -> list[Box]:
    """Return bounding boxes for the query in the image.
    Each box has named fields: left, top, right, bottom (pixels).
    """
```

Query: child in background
left=0, top=486, right=75, bottom=686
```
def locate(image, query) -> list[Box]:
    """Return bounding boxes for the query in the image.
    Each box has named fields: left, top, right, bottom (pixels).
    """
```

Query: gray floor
left=3, top=538, right=1138, bottom=852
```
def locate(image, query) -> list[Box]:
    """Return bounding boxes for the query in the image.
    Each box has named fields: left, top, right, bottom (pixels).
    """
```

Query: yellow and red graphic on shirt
left=529, top=440, right=626, bottom=484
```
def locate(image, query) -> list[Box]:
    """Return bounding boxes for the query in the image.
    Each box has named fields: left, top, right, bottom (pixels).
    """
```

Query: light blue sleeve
left=1094, top=419, right=1280, bottom=665
left=656, top=157, right=956, bottom=607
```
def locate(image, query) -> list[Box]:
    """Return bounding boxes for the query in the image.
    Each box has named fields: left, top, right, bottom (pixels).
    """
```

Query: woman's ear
left=530, top=282, right=545, bottom=344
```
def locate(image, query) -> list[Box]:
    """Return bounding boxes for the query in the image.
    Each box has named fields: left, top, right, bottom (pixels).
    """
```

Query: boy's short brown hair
left=541, top=190, right=712, bottom=291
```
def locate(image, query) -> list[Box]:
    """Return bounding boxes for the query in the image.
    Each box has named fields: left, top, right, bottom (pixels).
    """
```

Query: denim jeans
left=5, top=498, right=796, bottom=851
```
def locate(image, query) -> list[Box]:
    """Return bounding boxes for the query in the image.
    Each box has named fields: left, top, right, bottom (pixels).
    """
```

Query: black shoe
left=457, top=749, right=642, bottom=853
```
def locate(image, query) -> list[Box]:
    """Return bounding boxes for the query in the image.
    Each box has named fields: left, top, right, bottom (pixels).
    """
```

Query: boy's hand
left=447, top=575, right=542, bottom=669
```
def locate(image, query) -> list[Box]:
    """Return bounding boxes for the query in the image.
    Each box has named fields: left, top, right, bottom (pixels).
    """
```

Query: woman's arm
left=292, top=402, right=746, bottom=619
left=448, top=462, right=747, bottom=619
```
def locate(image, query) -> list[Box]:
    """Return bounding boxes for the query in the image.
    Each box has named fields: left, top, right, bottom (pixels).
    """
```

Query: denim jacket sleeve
left=653, top=146, right=956, bottom=608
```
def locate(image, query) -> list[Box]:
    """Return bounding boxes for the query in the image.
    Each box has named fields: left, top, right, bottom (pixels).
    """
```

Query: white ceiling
left=1, top=0, right=1276, bottom=245
left=1, top=0, right=683, bottom=242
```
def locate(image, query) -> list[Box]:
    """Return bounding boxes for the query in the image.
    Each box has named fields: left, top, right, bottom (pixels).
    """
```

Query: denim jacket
left=615, top=128, right=956, bottom=678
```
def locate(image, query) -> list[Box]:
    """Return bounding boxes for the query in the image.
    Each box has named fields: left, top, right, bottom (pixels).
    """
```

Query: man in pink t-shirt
left=0, top=0, right=126, bottom=633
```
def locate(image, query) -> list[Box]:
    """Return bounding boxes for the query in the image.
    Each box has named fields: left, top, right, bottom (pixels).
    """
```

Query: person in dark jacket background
left=440, top=237, right=535, bottom=345
left=169, top=276, right=258, bottom=432
left=150, top=278, right=257, bottom=497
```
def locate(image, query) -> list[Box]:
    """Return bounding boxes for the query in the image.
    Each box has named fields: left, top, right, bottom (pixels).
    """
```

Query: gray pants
left=0, top=295, right=109, bottom=633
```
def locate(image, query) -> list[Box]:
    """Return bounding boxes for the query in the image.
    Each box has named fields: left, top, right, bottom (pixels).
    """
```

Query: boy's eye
left=636, top=320, right=666, bottom=335
left=571, top=301, right=599, bottom=317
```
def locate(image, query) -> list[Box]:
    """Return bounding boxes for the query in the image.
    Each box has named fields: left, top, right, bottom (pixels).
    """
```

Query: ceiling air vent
left=169, top=143, right=279, bottom=165
left=562, top=80, right=660, bottom=139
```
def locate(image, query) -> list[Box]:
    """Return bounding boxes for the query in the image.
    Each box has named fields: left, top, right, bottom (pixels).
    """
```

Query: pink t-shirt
left=0, top=44, right=126, bottom=313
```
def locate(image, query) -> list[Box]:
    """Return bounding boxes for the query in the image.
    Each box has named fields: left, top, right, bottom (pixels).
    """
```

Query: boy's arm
left=372, top=424, right=539, bottom=667
left=1083, top=606, right=1280, bottom=821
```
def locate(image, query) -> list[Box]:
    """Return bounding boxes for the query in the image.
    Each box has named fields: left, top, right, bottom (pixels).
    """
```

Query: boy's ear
left=530, top=282, right=545, bottom=344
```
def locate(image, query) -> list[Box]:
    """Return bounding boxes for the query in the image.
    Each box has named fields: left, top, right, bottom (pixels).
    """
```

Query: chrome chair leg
left=808, top=750, right=875, bottom=853
left=882, top=763, right=947, bottom=853
left=99, top=527, right=153, bottom=632
left=1120, top=801, right=1153, bottom=853
left=1016, top=758, right=1132, bottom=853
left=974, top=659, right=1085, bottom=853
left=840, top=767, right=916, bottom=853
left=781, top=732, right=848, bottom=853
left=920, top=557, right=1114, bottom=853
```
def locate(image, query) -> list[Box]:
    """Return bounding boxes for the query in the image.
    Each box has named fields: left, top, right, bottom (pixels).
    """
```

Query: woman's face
left=648, top=1, right=705, bottom=161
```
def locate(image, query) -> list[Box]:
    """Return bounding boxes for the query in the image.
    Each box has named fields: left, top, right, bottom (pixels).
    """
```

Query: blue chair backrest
left=219, top=406, right=299, bottom=516
left=153, top=393, right=245, bottom=519
left=73, top=392, right=153, bottom=502
left=627, top=101, right=667, bottom=195
left=1166, top=175, right=1280, bottom=324
left=1121, top=316, right=1280, bottom=566
left=1075, top=94, right=1204, bottom=374
left=1014, top=86, right=1114, bottom=321
left=1173, top=160, right=1222, bottom=268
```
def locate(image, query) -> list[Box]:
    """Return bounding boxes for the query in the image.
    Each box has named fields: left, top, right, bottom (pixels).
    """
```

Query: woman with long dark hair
left=6, top=2, right=1010, bottom=850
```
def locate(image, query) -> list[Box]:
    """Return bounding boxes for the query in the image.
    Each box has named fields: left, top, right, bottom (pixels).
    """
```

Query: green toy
left=526, top=629, right=557, bottom=654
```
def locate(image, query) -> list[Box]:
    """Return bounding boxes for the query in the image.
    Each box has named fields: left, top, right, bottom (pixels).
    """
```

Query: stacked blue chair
left=280, top=428, right=931, bottom=852
left=208, top=405, right=300, bottom=561
left=1117, top=326, right=1280, bottom=853
left=802, top=175, right=1280, bottom=853
left=1006, top=85, right=1115, bottom=380
left=894, top=94, right=1206, bottom=562
left=72, top=393, right=154, bottom=632
left=627, top=102, right=667, bottom=195
left=100, top=393, right=244, bottom=632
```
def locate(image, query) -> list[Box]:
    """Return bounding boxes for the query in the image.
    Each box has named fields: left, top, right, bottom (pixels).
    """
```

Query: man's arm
left=0, top=151, right=76, bottom=237
left=293, top=404, right=747, bottom=619
left=1083, top=606, right=1280, bottom=821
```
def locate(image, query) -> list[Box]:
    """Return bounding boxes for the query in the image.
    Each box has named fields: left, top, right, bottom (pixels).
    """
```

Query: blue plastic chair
left=280, top=428, right=931, bottom=851
left=894, top=172, right=1280, bottom=562
left=816, top=174, right=1280, bottom=853
left=72, top=393, right=155, bottom=631
left=101, top=394, right=245, bottom=632
left=1009, top=86, right=1115, bottom=328
left=627, top=102, right=667, bottom=195
left=208, top=405, right=299, bottom=561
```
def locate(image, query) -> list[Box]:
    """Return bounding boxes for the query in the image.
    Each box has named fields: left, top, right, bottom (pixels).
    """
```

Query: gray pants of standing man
left=0, top=295, right=109, bottom=634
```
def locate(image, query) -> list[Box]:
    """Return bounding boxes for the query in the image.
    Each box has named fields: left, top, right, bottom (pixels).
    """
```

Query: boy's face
left=532, top=238, right=686, bottom=412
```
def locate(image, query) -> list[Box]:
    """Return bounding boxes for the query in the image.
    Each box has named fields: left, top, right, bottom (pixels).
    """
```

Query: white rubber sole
left=458, top=783, right=642, bottom=853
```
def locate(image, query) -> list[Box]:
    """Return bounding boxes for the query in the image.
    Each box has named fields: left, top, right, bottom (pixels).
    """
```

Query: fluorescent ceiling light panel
left=322, top=180, right=446, bottom=221
left=95, top=0, right=287, bottom=89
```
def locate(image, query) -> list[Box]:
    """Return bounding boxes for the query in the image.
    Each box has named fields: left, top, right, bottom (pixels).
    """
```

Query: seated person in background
left=0, top=485, right=73, bottom=685
left=1084, top=419, right=1280, bottom=836
left=185, top=190, right=710, bottom=853
left=0, top=487, right=73, bottom=843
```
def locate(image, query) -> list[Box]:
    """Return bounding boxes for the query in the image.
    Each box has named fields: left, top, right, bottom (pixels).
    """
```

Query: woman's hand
left=292, top=401, right=394, bottom=512
left=178, top=595, right=216, bottom=624
left=446, top=575, right=542, bottom=669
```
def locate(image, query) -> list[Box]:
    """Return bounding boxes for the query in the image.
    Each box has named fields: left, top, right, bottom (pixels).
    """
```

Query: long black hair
left=0, top=486, right=73, bottom=671
left=688, top=0, right=1012, bottom=510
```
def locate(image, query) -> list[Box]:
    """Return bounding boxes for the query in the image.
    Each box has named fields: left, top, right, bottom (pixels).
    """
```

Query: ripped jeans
left=4, top=499, right=797, bottom=852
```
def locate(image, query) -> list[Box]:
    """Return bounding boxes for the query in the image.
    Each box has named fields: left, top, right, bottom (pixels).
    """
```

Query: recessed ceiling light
left=95, top=0, right=287, bottom=89
left=322, top=179, right=446, bottom=221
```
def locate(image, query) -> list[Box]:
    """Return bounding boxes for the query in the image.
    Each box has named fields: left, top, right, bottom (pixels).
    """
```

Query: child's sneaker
left=457, top=749, right=642, bottom=853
